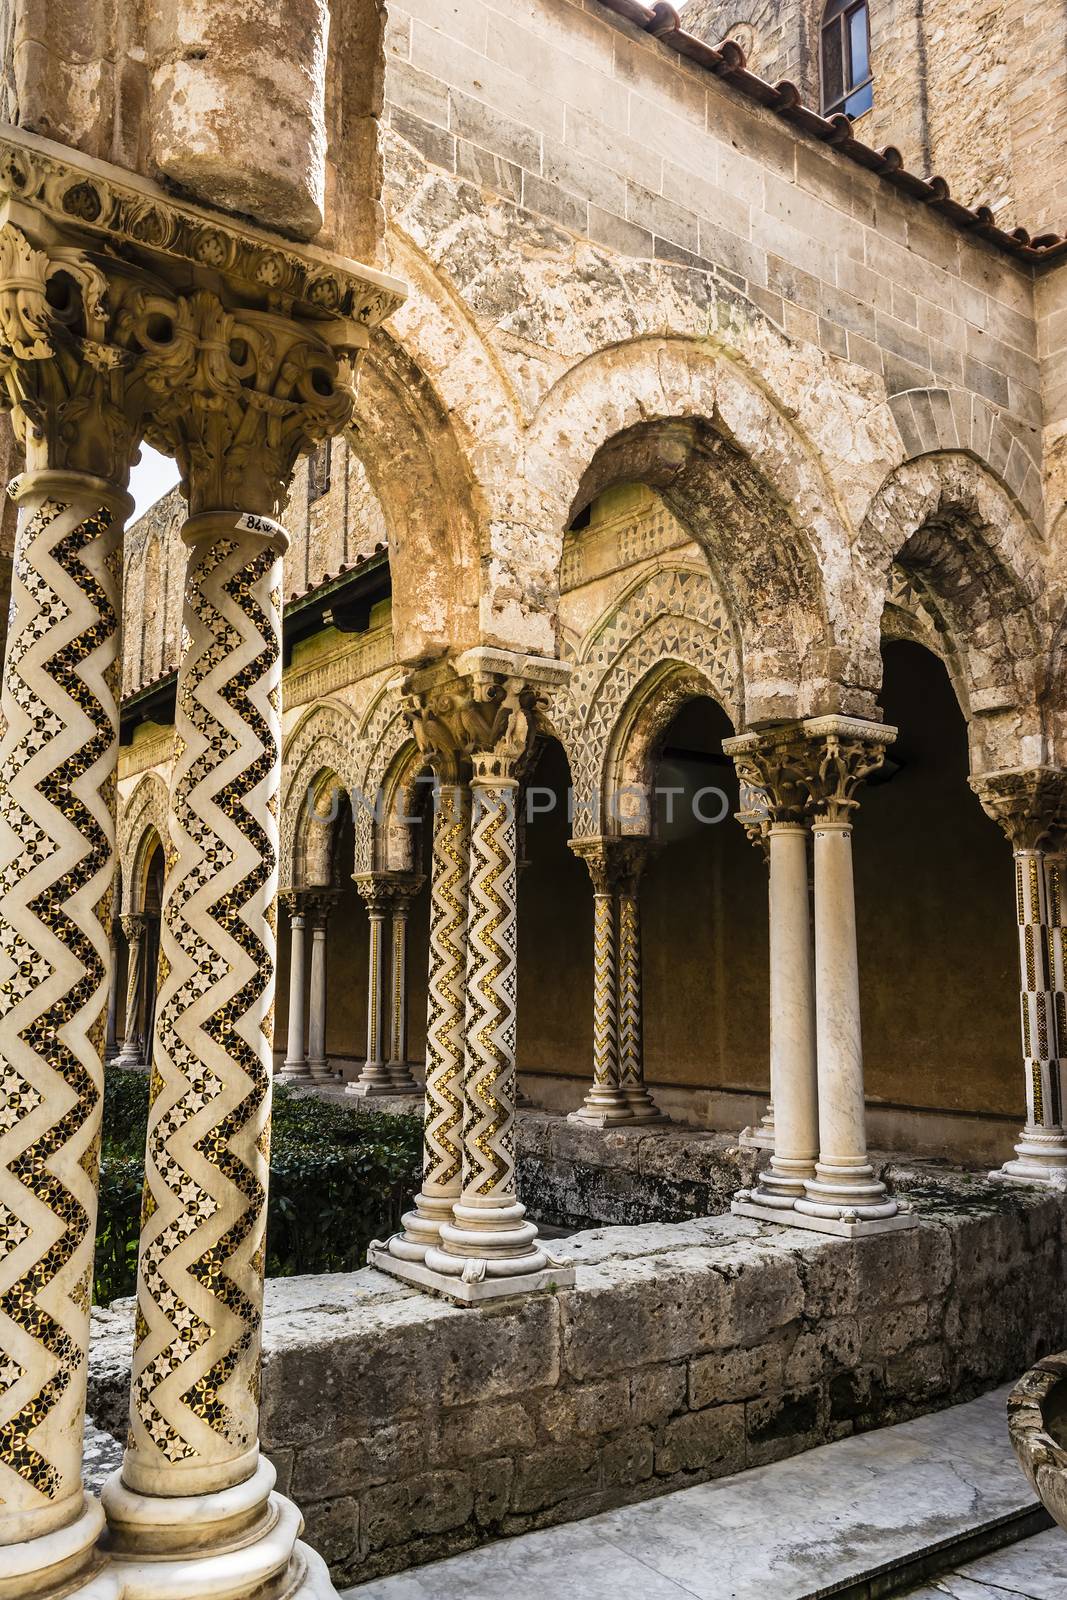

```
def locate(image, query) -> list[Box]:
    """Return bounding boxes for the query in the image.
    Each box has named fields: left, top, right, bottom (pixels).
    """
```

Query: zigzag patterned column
left=383, top=786, right=470, bottom=1260
left=971, top=767, right=1067, bottom=1187
left=0, top=471, right=132, bottom=1593
left=616, top=842, right=663, bottom=1123
left=568, top=840, right=629, bottom=1125
left=102, top=511, right=335, bottom=1597
left=1046, top=850, right=1067, bottom=1143
left=424, top=761, right=572, bottom=1299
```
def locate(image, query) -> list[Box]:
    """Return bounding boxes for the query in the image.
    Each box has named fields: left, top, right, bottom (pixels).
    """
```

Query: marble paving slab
left=904, top=1525, right=1067, bottom=1597
left=342, top=1385, right=1039, bottom=1599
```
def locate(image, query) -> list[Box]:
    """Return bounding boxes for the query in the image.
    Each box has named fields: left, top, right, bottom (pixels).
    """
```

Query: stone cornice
left=0, top=125, right=404, bottom=329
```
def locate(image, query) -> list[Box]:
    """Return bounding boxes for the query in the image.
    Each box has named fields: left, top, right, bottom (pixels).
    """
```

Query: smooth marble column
left=347, top=878, right=393, bottom=1096
left=305, top=898, right=333, bottom=1082
left=795, top=819, right=899, bottom=1222
left=106, top=929, right=121, bottom=1059
left=279, top=895, right=309, bottom=1081
left=385, top=883, right=422, bottom=1094
left=751, top=822, right=818, bottom=1206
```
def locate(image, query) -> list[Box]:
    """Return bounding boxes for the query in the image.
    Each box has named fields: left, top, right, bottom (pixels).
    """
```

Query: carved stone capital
left=353, top=872, right=424, bottom=916
left=303, top=888, right=341, bottom=927
left=727, top=715, right=895, bottom=830
left=404, top=649, right=570, bottom=787
left=0, top=125, right=404, bottom=503
left=969, top=767, right=1067, bottom=852
left=120, top=912, right=150, bottom=944
left=279, top=891, right=307, bottom=924
left=569, top=836, right=651, bottom=896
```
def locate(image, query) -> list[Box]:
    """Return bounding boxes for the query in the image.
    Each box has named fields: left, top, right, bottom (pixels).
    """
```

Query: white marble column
left=278, top=893, right=309, bottom=1081
left=348, top=877, right=393, bottom=1095
left=107, top=928, right=121, bottom=1058
left=386, top=877, right=423, bottom=1094
left=304, top=894, right=336, bottom=1082
left=971, top=768, right=1067, bottom=1186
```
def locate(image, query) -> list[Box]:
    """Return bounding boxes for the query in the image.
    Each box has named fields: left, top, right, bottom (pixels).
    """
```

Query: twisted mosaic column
left=569, top=841, right=630, bottom=1125
left=0, top=470, right=130, bottom=1591
left=114, top=912, right=149, bottom=1066
left=616, top=843, right=662, bottom=1123
left=426, top=764, right=556, bottom=1284
left=386, top=786, right=470, bottom=1259
left=103, top=511, right=330, bottom=1595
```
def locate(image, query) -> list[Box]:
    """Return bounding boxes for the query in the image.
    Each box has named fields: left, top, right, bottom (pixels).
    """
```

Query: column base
left=568, top=1085, right=635, bottom=1126
left=112, top=1049, right=144, bottom=1070
left=990, top=1126, right=1067, bottom=1188
left=92, top=1459, right=339, bottom=1600
left=276, top=1060, right=312, bottom=1084
left=346, top=1063, right=395, bottom=1097
left=733, top=1193, right=917, bottom=1238
left=622, top=1086, right=668, bottom=1124
left=382, top=1194, right=457, bottom=1262
left=385, top=1062, right=422, bottom=1095
left=738, top=1123, right=774, bottom=1150
left=0, top=1492, right=105, bottom=1600
left=369, top=1239, right=574, bottom=1304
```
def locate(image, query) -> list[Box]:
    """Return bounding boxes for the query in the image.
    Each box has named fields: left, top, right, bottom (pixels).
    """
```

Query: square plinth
left=368, top=1244, right=576, bottom=1304
left=732, top=1198, right=918, bottom=1238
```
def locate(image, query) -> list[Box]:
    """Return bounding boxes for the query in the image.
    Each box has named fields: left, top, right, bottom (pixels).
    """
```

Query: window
left=821, top=0, right=872, bottom=119
left=308, top=437, right=332, bottom=501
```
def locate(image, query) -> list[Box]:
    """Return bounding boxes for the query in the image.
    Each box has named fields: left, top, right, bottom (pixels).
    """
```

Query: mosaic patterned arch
left=550, top=565, right=742, bottom=838
left=279, top=699, right=363, bottom=890
left=354, top=689, right=414, bottom=874
left=119, top=772, right=170, bottom=913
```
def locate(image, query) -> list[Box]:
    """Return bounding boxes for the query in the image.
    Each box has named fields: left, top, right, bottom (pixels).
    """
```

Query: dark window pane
left=848, top=5, right=869, bottom=85
left=844, top=78, right=873, bottom=117
left=824, top=0, right=850, bottom=19
left=822, top=19, right=845, bottom=108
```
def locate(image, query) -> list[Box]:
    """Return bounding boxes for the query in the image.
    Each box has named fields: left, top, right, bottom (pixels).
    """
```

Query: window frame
left=820, top=0, right=873, bottom=120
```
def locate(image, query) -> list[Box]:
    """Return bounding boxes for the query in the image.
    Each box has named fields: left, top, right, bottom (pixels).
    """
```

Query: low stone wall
left=89, top=1176, right=1067, bottom=1588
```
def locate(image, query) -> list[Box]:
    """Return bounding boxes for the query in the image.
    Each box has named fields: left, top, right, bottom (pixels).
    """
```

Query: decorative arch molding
left=859, top=451, right=1047, bottom=771
left=551, top=565, right=741, bottom=837
left=606, top=660, right=727, bottom=839
left=522, top=337, right=883, bottom=720
left=118, top=772, right=170, bottom=914
left=353, top=684, right=414, bottom=874
left=887, top=388, right=1042, bottom=532
left=375, top=737, right=429, bottom=874
left=279, top=700, right=363, bottom=891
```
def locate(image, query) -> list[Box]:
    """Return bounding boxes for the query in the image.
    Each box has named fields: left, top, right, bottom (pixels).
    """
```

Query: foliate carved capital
left=969, top=767, right=1067, bottom=852
left=120, top=912, right=150, bottom=944
left=404, top=649, right=570, bottom=788
left=0, top=124, right=404, bottom=500
left=303, top=888, right=341, bottom=927
left=569, top=837, right=651, bottom=896
left=353, top=872, right=424, bottom=915
left=279, top=891, right=305, bottom=924
left=725, top=716, right=895, bottom=830
left=796, top=716, right=895, bottom=824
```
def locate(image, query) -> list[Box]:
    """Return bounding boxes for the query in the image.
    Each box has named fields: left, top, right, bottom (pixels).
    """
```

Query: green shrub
left=94, top=1069, right=422, bottom=1305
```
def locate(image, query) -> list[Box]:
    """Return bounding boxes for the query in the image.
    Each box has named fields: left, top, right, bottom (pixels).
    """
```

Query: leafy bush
left=94, top=1069, right=422, bottom=1305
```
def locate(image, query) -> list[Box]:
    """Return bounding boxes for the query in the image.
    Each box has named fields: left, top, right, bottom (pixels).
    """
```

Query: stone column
left=971, top=768, right=1067, bottom=1187
left=106, top=927, right=121, bottom=1059
left=348, top=876, right=392, bottom=1095
left=0, top=220, right=143, bottom=1592
left=278, top=892, right=309, bottom=1081
left=793, top=717, right=911, bottom=1234
left=304, top=892, right=337, bottom=1082
left=725, top=728, right=817, bottom=1214
left=568, top=839, right=630, bottom=1125
left=386, top=876, right=424, bottom=1093
left=114, top=912, right=150, bottom=1066
left=99, top=264, right=397, bottom=1598
left=372, top=652, right=574, bottom=1302
left=615, top=839, right=663, bottom=1123
left=385, top=782, right=471, bottom=1260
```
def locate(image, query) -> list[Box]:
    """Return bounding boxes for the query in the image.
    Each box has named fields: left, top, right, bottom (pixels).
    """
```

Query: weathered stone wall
left=681, top=0, right=1067, bottom=233
left=86, top=1183, right=1067, bottom=1586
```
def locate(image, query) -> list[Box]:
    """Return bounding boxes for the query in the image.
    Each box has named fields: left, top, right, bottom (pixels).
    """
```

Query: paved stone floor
left=341, top=1385, right=1055, bottom=1599
left=904, top=1527, right=1067, bottom=1597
